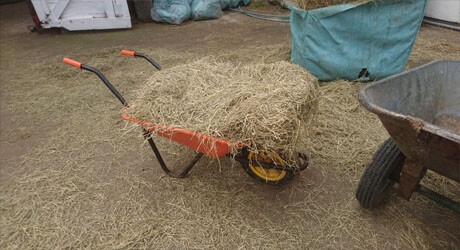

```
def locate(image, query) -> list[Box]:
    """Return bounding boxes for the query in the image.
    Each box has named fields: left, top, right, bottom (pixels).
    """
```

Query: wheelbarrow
left=62, top=50, right=308, bottom=184
left=356, top=60, right=460, bottom=213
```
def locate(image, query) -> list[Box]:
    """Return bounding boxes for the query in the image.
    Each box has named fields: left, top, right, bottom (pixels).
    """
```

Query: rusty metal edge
left=359, top=60, right=460, bottom=144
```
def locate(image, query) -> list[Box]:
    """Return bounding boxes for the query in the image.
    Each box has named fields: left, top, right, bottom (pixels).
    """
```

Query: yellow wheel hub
left=248, top=150, right=287, bottom=182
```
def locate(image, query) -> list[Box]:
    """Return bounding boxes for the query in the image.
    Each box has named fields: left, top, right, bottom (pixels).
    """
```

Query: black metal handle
left=134, top=52, right=162, bottom=70
left=121, top=50, right=162, bottom=70
left=81, top=64, right=128, bottom=107
left=63, top=57, right=128, bottom=107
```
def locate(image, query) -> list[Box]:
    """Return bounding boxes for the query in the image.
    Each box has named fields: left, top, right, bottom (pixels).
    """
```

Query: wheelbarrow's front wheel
left=240, top=149, right=294, bottom=185
left=356, top=138, right=405, bottom=208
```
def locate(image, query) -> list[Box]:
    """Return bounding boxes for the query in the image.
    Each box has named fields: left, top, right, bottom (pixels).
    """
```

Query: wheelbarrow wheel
left=356, top=138, right=405, bottom=208
left=240, top=149, right=294, bottom=185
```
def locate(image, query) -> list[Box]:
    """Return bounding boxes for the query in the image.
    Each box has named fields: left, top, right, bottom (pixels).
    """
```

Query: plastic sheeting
left=289, top=0, right=427, bottom=81
left=191, top=0, right=223, bottom=20
left=152, top=0, right=250, bottom=24
left=151, top=0, right=191, bottom=24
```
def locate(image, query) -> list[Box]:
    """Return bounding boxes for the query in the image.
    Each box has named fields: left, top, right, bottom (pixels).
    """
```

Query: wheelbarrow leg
left=398, top=159, right=427, bottom=200
left=144, top=130, right=204, bottom=178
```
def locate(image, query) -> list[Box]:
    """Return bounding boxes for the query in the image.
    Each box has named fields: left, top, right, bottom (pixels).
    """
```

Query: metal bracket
left=416, top=185, right=460, bottom=214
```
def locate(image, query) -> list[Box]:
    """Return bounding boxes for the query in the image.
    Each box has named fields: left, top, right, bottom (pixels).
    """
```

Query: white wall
left=425, top=0, right=460, bottom=23
left=31, top=0, right=132, bottom=31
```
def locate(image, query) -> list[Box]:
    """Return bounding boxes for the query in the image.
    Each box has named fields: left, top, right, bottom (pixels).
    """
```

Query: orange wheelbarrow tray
left=63, top=51, right=308, bottom=182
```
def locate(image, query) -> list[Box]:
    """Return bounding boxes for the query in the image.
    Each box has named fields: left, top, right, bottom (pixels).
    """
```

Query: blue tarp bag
left=220, top=0, right=249, bottom=10
left=151, top=0, right=191, bottom=25
left=152, top=0, right=250, bottom=24
left=191, top=0, right=223, bottom=20
left=289, top=0, right=427, bottom=81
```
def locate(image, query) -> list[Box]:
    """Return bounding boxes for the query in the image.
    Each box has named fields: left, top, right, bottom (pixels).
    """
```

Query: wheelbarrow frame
left=63, top=51, right=308, bottom=180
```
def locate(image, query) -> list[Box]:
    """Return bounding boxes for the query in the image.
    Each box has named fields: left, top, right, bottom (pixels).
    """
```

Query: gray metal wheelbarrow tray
left=356, top=60, right=460, bottom=213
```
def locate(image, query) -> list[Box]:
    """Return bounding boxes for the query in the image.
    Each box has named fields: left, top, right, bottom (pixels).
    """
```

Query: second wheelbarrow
left=63, top=51, right=309, bottom=185
left=356, top=60, right=460, bottom=213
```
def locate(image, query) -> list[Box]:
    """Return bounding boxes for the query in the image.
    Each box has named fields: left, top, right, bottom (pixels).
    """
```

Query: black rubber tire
left=356, top=138, right=405, bottom=208
left=240, top=148, right=295, bottom=185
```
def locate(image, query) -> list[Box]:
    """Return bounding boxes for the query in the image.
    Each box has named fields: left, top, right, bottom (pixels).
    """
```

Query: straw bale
left=289, top=0, right=370, bottom=10
left=127, top=57, right=319, bottom=167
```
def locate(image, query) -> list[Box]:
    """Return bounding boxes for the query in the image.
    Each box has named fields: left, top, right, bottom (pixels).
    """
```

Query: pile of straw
left=127, top=58, right=319, bottom=166
left=1, top=38, right=459, bottom=248
left=290, top=0, right=370, bottom=10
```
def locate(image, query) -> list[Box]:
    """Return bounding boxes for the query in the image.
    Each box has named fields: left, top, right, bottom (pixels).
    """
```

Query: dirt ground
left=1, top=2, right=459, bottom=249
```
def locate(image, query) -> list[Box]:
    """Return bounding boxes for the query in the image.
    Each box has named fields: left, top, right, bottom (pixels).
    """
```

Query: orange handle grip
left=63, top=58, right=83, bottom=69
left=121, top=50, right=136, bottom=56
